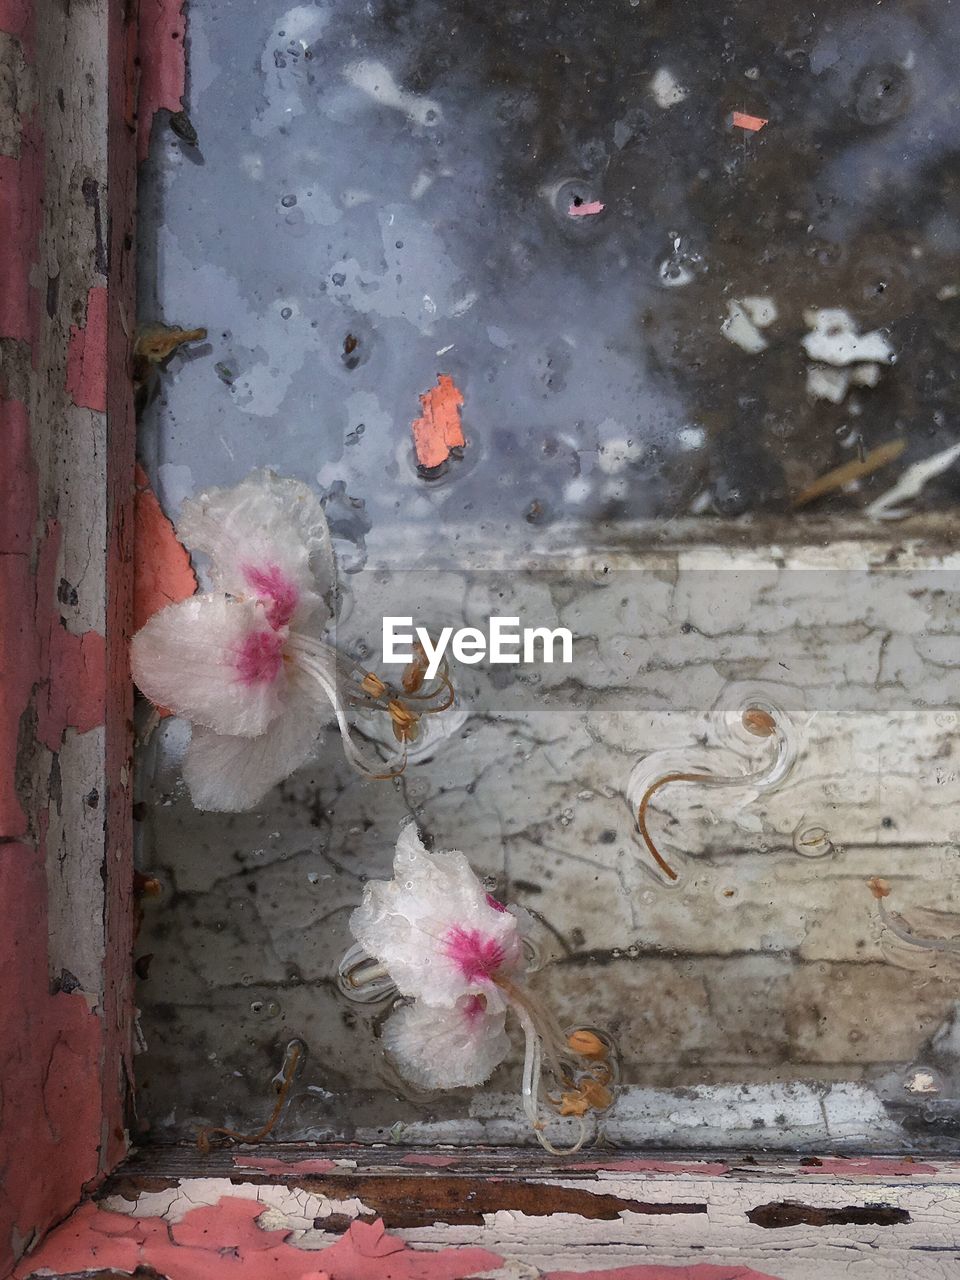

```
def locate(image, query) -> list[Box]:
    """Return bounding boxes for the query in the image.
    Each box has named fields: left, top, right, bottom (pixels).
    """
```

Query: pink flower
left=346, top=824, right=616, bottom=1151
left=131, top=471, right=452, bottom=811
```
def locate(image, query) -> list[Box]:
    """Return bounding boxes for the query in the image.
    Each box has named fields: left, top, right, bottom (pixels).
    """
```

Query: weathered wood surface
left=0, top=0, right=139, bottom=1272
left=13, top=1150, right=960, bottom=1278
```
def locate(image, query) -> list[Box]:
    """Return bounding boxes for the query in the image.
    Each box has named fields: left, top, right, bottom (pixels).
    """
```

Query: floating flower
left=131, top=471, right=453, bottom=811
left=344, top=823, right=616, bottom=1152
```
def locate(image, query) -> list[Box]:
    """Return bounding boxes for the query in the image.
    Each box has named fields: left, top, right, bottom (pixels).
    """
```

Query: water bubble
left=280, top=194, right=297, bottom=208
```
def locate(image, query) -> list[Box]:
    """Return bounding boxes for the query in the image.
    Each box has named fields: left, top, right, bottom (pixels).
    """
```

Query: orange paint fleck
left=732, top=111, right=768, bottom=132
left=412, top=374, right=465, bottom=470
left=134, top=463, right=197, bottom=634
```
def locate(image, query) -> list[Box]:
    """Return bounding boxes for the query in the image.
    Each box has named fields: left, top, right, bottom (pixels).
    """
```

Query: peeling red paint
left=35, top=522, right=107, bottom=749
left=14, top=1199, right=502, bottom=1280
left=0, top=829, right=103, bottom=1278
left=412, top=374, right=466, bottom=469
left=0, top=124, right=43, bottom=345
left=66, top=286, right=109, bottom=412
left=547, top=1266, right=784, bottom=1280
left=798, top=1157, right=936, bottom=1177
left=134, top=463, right=197, bottom=635
left=567, top=1161, right=730, bottom=1177
left=399, top=1154, right=459, bottom=1168
left=137, top=0, right=186, bottom=161
left=0, top=0, right=138, bottom=1262
left=0, top=0, right=33, bottom=58
left=233, top=1156, right=339, bottom=1176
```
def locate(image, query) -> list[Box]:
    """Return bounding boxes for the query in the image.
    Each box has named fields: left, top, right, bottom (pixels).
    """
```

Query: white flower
left=382, top=995, right=510, bottom=1090
left=350, top=823, right=525, bottom=1012
left=347, top=824, right=616, bottom=1152
left=131, top=471, right=452, bottom=811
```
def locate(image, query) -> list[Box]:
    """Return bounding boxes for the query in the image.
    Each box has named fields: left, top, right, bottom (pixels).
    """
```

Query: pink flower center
left=242, top=562, right=299, bottom=629
left=463, top=994, right=488, bottom=1023
left=234, top=627, right=285, bottom=686
left=442, top=925, right=506, bottom=983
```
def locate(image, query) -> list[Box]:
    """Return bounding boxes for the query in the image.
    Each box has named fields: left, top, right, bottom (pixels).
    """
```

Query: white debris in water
left=410, top=172, right=433, bottom=200
left=650, top=68, right=689, bottom=108
left=867, top=441, right=960, bottom=520
left=802, top=308, right=894, bottom=366
left=721, top=296, right=778, bottom=353
left=806, top=364, right=850, bottom=404
left=904, top=1070, right=939, bottom=1094
left=937, top=283, right=960, bottom=301
left=678, top=426, right=706, bottom=450
left=343, top=59, right=442, bottom=127
left=807, top=358, right=882, bottom=405
left=563, top=477, right=592, bottom=505
left=597, top=438, right=644, bottom=474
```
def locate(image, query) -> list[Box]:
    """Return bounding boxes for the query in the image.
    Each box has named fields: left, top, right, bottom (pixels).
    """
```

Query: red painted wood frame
left=4, top=4, right=960, bottom=1278
left=0, top=0, right=144, bottom=1269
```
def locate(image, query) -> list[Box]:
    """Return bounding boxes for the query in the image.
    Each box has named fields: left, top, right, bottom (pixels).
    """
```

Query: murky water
left=135, top=0, right=960, bottom=1151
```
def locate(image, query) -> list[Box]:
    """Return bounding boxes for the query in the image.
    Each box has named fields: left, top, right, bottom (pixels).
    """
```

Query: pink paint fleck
left=731, top=111, right=767, bottom=132
left=234, top=627, right=284, bottom=686
left=243, top=562, right=299, bottom=629
left=798, top=1157, right=936, bottom=1177
left=400, top=1153, right=459, bottom=1168
left=569, top=200, right=605, bottom=217
left=567, top=1160, right=730, bottom=1177
left=233, top=1155, right=338, bottom=1175
left=65, top=286, right=108, bottom=412
left=442, top=925, right=505, bottom=982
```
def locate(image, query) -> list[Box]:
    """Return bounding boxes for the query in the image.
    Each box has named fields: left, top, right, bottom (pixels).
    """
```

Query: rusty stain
left=261, top=1174, right=708, bottom=1227
left=792, top=439, right=906, bottom=508
left=746, top=1200, right=910, bottom=1228
left=412, top=373, right=466, bottom=470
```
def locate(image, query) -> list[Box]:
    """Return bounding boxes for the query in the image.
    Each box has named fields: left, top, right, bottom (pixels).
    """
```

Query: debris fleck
left=732, top=111, right=768, bottom=131
left=568, top=199, right=605, bottom=217
left=802, top=308, right=894, bottom=366
left=721, top=296, right=778, bottom=353
left=866, top=440, right=960, bottom=519
left=650, top=67, right=689, bottom=108
left=412, top=373, right=466, bottom=471
left=792, top=438, right=905, bottom=508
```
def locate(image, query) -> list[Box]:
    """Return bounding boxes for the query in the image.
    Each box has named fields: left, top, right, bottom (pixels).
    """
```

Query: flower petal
left=382, top=997, right=510, bottom=1090
left=350, top=823, right=524, bottom=1008
left=183, top=704, right=321, bottom=811
left=131, top=595, right=288, bottom=736
left=177, top=470, right=335, bottom=630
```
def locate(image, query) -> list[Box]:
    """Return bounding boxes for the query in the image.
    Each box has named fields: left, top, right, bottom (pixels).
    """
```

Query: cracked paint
left=546, top=1269, right=782, bottom=1280
left=0, top=0, right=137, bottom=1270
left=13, top=1199, right=502, bottom=1280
